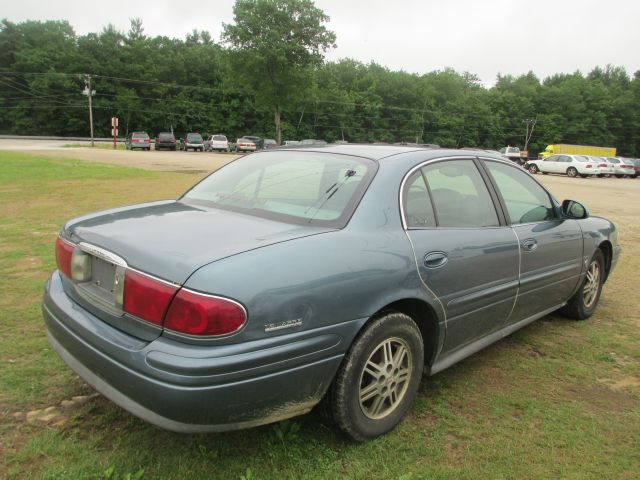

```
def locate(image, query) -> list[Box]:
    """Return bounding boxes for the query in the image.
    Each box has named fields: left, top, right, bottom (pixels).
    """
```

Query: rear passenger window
left=422, top=160, right=499, bottom=228
left=403, top=171, right=436, bottom=228
left=484, top=161, right=554, bottom=224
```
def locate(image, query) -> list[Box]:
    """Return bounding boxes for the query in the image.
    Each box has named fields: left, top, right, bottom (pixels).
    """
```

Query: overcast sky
left=3, top=0, right=639, bottom=86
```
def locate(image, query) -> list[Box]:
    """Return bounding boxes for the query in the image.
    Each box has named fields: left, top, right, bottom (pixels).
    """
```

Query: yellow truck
left=540, top=144, right=616, bottom=158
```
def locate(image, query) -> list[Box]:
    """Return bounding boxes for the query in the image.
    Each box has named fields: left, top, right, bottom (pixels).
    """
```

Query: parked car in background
left=204, top=134, right=230, bottom=152
left=235, top=137, right=257, bottom=152
left=180, top=133, right=205, bottom=152
left=243, top=136, right=264, bottom=150
left=627, top=158, right=640, bottom=178
left=585, top=156, right=614, bottom=177
left=526, top=154, right=605, bottom=177
left=155, top=132, right=176, bottom=151
left=263, top=139, right=278, bottom=150
left=499, top=146, right=525, bottom=164
left=283, top=140, right=300, bottom=146
left=125, top=132, right=151, bottom=151
left=44, top=146, right=620, bottom=441
left=601, top=157, right=635, bottom=178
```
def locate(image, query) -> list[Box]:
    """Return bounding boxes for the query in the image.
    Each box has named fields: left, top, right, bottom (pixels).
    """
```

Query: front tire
left=528, top=165, right=539, bottom=174
left=330, top=312, right=424, bottom=441
left=560, top=249, right=605, bottom=320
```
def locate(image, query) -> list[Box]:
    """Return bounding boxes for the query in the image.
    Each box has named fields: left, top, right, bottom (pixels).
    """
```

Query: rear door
left=481, top=159, right=583, bottom=322
left=403, top=158, right=520, bottom=353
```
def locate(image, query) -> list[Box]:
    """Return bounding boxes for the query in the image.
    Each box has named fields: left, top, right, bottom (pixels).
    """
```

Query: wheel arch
left=365, top=298, right=441, bottom=368
left=598, top=240, right=613, bottom=282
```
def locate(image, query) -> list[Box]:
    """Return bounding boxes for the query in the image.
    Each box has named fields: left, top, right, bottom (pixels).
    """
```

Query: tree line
left=1, top=11, right=639, bottom=157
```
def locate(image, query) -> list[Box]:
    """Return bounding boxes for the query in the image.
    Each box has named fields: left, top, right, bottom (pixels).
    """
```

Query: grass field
left=0, top=151, right=638, bottom=479
left=63, top=143, right=126, bottom=151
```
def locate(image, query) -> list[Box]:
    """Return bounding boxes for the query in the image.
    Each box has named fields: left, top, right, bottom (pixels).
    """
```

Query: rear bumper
left=43, top=272, right=353, bottom=432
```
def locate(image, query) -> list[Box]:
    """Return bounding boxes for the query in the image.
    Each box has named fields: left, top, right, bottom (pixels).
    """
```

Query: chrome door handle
left=424, top=251, right=448, bottom=268
left=521, top=238, right=538, bottom=252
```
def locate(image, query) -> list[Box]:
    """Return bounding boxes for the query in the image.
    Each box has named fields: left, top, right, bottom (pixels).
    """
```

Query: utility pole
left=523, top=116, right=537, bottom=152
left=83, top=75, right=96, bottom=147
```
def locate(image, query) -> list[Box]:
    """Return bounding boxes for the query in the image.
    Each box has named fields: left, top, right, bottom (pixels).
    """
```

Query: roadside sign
left=111, top=117, right=118, bottom=127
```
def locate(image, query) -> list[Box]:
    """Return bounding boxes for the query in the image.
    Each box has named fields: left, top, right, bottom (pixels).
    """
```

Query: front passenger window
left=484, top=161, right=555, bottom=224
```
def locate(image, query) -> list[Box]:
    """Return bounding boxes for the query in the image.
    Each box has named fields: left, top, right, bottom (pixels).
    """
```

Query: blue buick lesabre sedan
left=43, top=145, right=620, bottom=441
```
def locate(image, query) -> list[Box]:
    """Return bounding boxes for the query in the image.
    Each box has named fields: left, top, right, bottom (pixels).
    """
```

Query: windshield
left=181, top=151, right=377, bottom=228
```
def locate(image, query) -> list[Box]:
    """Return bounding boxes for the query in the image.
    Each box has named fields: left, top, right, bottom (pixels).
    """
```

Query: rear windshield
left=575, top=156, right=589, bottom=162
left=181, top=151, right=377, bottom=228
left=133, top=132, right=149, bottom=138
left=212, top=135, right=227, bottom=141
left=159, top=133, right=174, bottom=140
left=187, top=134, right=203, bottom=142
left=607, top=157, right=620, bottom=164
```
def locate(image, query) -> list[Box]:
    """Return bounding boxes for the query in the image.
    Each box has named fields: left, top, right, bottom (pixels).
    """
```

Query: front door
left=481, top=159, right=583, bottom=322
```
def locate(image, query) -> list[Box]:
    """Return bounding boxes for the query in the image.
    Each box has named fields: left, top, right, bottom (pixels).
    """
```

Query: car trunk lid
left=62, top=200, right=334, bottom=339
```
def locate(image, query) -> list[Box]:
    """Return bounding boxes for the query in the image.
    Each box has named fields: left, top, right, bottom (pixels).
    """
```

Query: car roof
left=277, top=144, right=511, bottom=163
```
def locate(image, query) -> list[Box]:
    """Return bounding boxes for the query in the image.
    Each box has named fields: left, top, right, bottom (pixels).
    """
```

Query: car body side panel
left=406, top=228, right=519, bottom=354
left=509, top=219, right=583, bottom=321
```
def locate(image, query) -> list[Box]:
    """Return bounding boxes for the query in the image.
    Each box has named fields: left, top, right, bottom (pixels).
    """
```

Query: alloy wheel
left=583, top=260, right=600, bottom=308
left=358, top=337, right=412, bottom=420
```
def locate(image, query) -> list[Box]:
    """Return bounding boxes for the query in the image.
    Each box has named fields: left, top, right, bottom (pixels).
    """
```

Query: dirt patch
left=12, top=393, right=100, bottom=429
left=569, top=383, right=637, bottom=413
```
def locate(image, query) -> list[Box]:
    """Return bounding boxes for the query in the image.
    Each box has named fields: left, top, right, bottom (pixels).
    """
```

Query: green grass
left=63, top=143, right=125, bottom=150
left=1, top=151, right=638, bottom=479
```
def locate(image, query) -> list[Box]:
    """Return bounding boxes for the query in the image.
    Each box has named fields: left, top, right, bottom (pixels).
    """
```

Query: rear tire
left=329, top=312, right=424, bottom=441
left=560, top=249, right=605, bottom=320
left=567, top=167, right=578, bottom=178
left=580, top=174, right=588, bottom=178
left=615, top=174, right=623, bottom=178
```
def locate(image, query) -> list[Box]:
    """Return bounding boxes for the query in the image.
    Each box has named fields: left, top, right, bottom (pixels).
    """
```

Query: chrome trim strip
left=126, top=266, right=180, bottom=287
left=399, top=155, right=474, bottom=230
left=58, top=236, right=76, bottom=248
left=78, top=242, right=127, bottom=268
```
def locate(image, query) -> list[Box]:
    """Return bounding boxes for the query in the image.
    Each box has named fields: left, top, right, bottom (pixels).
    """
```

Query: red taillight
left=171, top=139, right=176, bottom=143
left=164, top=290, right=246, bottom=336
left=586, top=164, right=592, bottom=168
left=55, top=237, right=74, bottom=278
left=144, top=138, right=149, bottom=143
left=156, top=138, right=160, bottom=143
left=123, top=270, right=178, bottom=325
left=598, top=163, right=607, bottom=167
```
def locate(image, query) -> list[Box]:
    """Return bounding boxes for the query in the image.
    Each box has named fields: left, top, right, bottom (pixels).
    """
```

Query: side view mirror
left=561, top=199, right=589, bottom=219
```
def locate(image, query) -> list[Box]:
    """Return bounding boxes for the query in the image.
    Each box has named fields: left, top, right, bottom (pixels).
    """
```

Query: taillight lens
left=164, top=290, right=246, bottom=336
left=586, top=164, right=592, bottom=168
left=55, top=237, right=74, bottom=278
left=598, top=163, right=607, bottom=167
left=123, top=270, right=178, bottom=325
